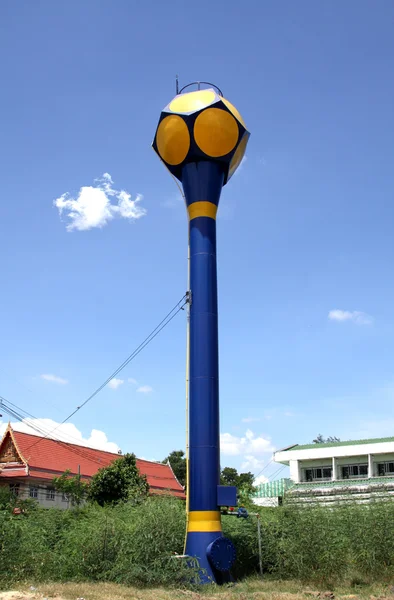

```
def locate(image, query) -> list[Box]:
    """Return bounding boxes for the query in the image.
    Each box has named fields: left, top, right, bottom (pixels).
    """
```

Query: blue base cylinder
left=185, top=531, right=222, bottom=583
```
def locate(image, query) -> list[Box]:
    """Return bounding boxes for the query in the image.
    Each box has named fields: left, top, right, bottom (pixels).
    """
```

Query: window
left=304, top=466, right=332, bottom=482
left=341, top=464, right=368, bottom=479
left=29, top=486, right=38, bottom=499
left=62, top=493, right=69, bottom=502
left=46, top=487, right=55, bottom=501
left=377, top=462, right=394, bottom=476
left=9, top=483, right=20, bottom=496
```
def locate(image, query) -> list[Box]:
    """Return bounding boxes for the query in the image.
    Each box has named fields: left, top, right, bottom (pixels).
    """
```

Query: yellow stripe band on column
left=187, top=510, right=222, bottom=532
left=188, top=201, right=217, bottom=221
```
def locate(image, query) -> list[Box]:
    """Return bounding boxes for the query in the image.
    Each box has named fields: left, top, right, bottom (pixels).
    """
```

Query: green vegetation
left=313, top=435, right=341, bottom=444
left=52, top=470, right=88, bottom=507
left=163, top=450, right=187, bottom=487
left=2, top=493, right=394, bottom=589
left=163, top=450, right=256, bottom=497
left=87, top=453, right=150, bottom=506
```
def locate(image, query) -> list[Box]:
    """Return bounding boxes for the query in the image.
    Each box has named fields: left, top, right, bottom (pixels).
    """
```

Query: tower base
left=185, top=531, right=236, bottom=584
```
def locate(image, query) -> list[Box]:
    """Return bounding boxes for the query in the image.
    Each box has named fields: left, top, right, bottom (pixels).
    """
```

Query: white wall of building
left=289, top=460, right=300, bottom=483
left=254, top=497, right=279, bottom=507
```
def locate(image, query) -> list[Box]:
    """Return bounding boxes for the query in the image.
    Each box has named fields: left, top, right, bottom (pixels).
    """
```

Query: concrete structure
left=274, top=437, right=394, bottom=503
left=0, top=425, right=185, bottom=507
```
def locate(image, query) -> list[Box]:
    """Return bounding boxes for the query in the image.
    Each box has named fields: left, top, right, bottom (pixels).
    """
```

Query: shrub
left=2, top=493, right=394, bottom=587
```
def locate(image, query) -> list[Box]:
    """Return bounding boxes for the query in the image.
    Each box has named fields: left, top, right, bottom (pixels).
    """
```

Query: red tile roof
left=0, top=427, right=185, bottom=500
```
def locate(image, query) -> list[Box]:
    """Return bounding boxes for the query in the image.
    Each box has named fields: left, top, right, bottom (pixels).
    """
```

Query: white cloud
left=328, top=309, right=373, bottom=325
left=241, top=455, right=265, bottom=470
left=128, top=378, right=138, bottom=385
left=241, top=417, right=261, bottom=423
left=0, top=418, right=120, bottom=453
left=107, top=378, right=124, bottom=390
left=40, top=374, right=68, bottom=385
left=284, top=411, right=295, bottom=417
left=54, top=173, right=146, bottom=232
left=254, top=474, right=269, bottom=485
left=220, top=429, right=274, bottom=457
left=137, top=385, right=153, bottom=394
left=161, top=194, right=183, bottom=209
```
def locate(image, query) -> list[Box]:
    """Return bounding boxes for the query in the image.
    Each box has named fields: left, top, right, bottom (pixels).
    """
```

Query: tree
left=88, top=453, right=149, bottom=506
left=237, top=471, right=256, bottom=496
left=163, top=450, right=186, bottom=487
left=313, top=435, right=340, bottom=444
left=220, top=468, right=257, bottom=503
left=220, top=467, right=239, bottom=487
left=52, top=470, right=88, bottom=507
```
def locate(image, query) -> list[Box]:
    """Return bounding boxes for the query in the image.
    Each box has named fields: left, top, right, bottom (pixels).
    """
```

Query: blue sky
left=1, top=1, right=394, bottom=482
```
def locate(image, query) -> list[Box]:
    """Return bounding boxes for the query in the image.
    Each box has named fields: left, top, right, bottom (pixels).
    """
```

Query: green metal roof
left=254, top=478, right=293, bottom=498
left=282, top=436, right=394, bottom=451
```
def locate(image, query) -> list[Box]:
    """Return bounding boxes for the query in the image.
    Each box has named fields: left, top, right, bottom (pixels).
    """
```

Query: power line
left=0, top=367, right=64, bottom=415
left=22, top=293, right=188, bottom=451
left=253, top=457, right=274, bottom=482
left=0, top=396, right=94, bottom=448
left=268, top=465, right=286, bottom=481
left=1, top=293, right=188, bottom=466
left=0, top=397, right=107, bottom=466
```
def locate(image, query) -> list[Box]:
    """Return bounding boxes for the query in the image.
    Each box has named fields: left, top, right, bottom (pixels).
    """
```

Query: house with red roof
left=0, top=425, right=185, bottom=507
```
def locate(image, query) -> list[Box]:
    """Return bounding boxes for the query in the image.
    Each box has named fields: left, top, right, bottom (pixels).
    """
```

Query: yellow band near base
left=188, top=201, right=217, bottom=221
left=187, top=510, right=222, bottom=532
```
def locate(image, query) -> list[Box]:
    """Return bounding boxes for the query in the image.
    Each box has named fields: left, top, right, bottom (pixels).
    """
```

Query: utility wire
left=1, top=394, right=193, bottom=478
left=0, top=397, right=107, bottom=466
left=23, top=293, right=187, bottom=451
left=268, top=465, right=286, bottom=481
left=253, top=457, right=274, bottom=482
left=0, top=396, right=100, bottom=447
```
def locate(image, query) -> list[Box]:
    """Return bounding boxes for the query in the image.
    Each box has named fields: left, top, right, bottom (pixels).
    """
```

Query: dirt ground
left=1, top=580, right=393, bottom=600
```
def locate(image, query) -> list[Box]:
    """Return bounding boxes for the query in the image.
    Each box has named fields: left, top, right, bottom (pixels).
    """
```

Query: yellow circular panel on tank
left=194, top=108, right=239, bottom=158
left=169, top=90, right=216, bottom=114
left=228, top=134, right=248, bottom=179
left=156, top=115, right=190, bottom=165
left=220, top=97, right=246, bottom=128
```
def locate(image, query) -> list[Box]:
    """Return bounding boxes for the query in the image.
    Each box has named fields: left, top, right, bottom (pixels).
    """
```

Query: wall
left=8, top=479, right=70, bottom=509
left=254, top=497, right=279, bottom=507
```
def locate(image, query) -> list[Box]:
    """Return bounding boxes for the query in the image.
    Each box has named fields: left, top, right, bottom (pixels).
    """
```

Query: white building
left=274, top=436, right=394, bottom=503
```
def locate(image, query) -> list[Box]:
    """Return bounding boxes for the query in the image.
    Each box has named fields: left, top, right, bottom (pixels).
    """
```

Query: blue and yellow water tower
left=153, top=82, right=250, bottom=583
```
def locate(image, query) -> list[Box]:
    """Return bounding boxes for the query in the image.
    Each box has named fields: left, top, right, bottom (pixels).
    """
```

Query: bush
left=2, top=493, right=394, bottom=587
left=0, top=509, right=60, bottom=585
left=109, top=496, right=186, bottom=585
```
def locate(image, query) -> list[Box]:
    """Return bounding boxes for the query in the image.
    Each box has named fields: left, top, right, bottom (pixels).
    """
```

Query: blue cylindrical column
left=183, top=162, right=225, bottom=582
